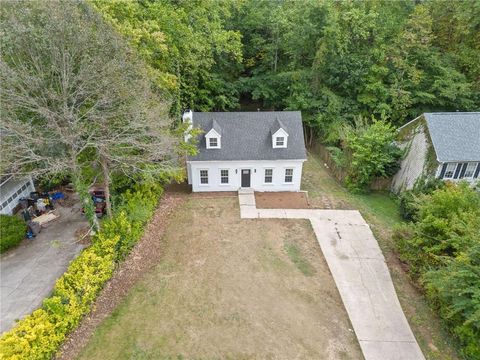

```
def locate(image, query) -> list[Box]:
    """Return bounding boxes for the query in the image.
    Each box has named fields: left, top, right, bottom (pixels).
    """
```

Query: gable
left=272, top=128, right=288, bottom=138
left=205, top=128, right=221, bottom=138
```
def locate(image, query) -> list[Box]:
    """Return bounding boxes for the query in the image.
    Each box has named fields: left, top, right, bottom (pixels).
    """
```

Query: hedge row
left=0, top=183, right=163, bottom=360
left=0, top=214, right=27, bottom=253
left=394, top=182, right=480, bottom=359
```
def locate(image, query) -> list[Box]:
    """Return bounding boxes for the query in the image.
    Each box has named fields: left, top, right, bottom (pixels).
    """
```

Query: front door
left=241, top=169, right=251, bottom=188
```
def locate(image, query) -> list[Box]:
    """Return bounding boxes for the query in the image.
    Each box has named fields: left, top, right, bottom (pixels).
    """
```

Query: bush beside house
left=394, top=183, right=480, bottom=358
left=0, top=183, right=163, bottom=360
left=325, top=119, right=402, bottom=192
left=0, top=214, right=26, bottom=253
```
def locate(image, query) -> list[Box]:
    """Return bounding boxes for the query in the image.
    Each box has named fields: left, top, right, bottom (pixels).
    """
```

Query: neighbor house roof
left=188, top=111, right=307, bottom=161
left=424, top=112, right=480, bottom=162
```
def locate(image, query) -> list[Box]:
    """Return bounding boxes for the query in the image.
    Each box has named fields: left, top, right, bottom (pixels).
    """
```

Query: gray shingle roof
left=210, top=119, right=222, bottom=135
left=188, top=111, right=307, bottom=161
left=270, top=117, right=285, bottom=135
left=424, top=112, right=480, bottom=162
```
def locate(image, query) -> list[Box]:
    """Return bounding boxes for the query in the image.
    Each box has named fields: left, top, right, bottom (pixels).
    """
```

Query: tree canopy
left=91, top=0, right=479, bottom=138
left=0, top=1, right=180, bottom=219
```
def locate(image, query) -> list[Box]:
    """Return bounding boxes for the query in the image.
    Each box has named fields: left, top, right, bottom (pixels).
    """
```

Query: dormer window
left=272, top=131, right=288, bottom=148
left=205, top=119, right=222, bottom=149
left=271, top=117, right=288, bottom=149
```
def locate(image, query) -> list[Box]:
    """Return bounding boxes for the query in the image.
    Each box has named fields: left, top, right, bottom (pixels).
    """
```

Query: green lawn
left=303, top=151, right=460, bottom=360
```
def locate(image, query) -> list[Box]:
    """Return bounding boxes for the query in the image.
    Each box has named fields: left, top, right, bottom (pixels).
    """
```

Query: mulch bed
left=190, top=191, right=238, bottom=198
left=57, top=191, right=186, bottom=360
left=254, top=191, right=310, bottom=209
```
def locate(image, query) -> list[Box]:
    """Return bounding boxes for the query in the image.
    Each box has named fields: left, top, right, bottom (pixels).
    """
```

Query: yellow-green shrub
left=0, top=183, right=163, bottom=360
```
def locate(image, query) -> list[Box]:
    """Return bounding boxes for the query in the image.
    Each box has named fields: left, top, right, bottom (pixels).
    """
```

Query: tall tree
left=91, top=0, right=243, bottom=114
left=0, top=1, right=179, bottom=221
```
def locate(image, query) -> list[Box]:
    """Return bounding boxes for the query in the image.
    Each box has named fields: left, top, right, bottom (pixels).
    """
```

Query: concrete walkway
left=238, top=189, right=425, bottom=360
left=0, top=202, right=87, bottom=333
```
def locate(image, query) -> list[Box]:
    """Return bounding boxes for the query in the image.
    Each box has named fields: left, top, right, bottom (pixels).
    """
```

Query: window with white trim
left=264, top=169, right=273, bottom=183
left=443, top=163, right=457, bottom=179
left=276, top=137, right=285, bottom=147
left=463, top=162, right=478, bottom=178
left=200, top=170, right=209, bottom=184
left=220, top=169, right=229, bottom=184
left=209, top=137, right=218, bottom=148
left=284, top=168, right=293, bottom=183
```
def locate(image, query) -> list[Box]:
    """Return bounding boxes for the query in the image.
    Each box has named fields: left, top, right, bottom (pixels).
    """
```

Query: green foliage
left=90, top=0, right=479, bottom=135
left=326, top=146, right=346, bottom=168
left=394, top=183, right=480, bottom=358
left=398, top=176, right=445, bottom=221
left=0, top=183, right=163, bottom=359
left=36, top=172, right=70, bottom=192
left=230, top=0, right=478, bottom=137
left=0, top=215, right=26, bottom=253
left=342, top=118, right=402, bottom=192
left=90, top=0, right=243, bottom=114
left=424, top=242, right=480, bottom=358
left=74, top=177, right=98, bottom=232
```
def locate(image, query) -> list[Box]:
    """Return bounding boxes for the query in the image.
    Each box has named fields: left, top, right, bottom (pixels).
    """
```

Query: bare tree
left=0, top=1, right=180, bottom=220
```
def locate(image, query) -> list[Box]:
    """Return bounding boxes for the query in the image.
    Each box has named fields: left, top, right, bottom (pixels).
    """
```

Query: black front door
left=241, top=169, right=251, bottom=188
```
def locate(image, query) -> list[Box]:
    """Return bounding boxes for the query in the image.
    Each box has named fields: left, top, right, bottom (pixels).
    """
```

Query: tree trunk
left=100, top=155, right=112, bottom=218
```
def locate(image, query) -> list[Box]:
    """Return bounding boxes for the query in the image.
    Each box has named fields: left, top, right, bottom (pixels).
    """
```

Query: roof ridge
left=425, top=112, right=480, bottom=115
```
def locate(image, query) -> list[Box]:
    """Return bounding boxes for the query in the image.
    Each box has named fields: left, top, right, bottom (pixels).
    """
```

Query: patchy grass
left=303, top=151, right=460, bottom=360
left=284, top=243, right=316, bottom=277
left=78, top=197, right=362, bottom=360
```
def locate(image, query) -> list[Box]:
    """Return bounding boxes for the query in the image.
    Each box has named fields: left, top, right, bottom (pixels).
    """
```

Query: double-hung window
left=209, top=137, right=218, bottom=148
left=220, top=169, right=229, bottom=184
left=276, top=137, right=285, bottom=147
left=463, top=162, right=478, bottom=178
left=264, top=169, right=273, bottom=183
left=200, top=170, right=209, bottom=184
left=284, top=168, right=293, bottom=183
left=443, top=163, right=457, bottom=179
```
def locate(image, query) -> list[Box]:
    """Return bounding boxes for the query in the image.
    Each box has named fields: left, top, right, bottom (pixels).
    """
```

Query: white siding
left=188, top=160, right=305, bottom=192
left=0, top=177, right=35, bottom=215
left=391, top=126, right=430, bottom=193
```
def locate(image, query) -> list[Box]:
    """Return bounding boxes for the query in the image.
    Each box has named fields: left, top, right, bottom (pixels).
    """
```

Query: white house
left=184, top=111, right=307, bottom=192
left=0, top=176, right=35, bottom=215
left=392, top=112, right=480, bottom=192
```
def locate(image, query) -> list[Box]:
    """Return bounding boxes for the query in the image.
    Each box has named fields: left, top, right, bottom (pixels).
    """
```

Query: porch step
left=238, top=188, right=254, bottom=194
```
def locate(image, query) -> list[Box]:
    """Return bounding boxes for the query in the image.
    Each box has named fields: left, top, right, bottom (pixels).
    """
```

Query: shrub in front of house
left=0, top=183, right=163, bottom=359
left=0, top=214, right=26, bottom=253
left=398, top=176, right=445, bottom=221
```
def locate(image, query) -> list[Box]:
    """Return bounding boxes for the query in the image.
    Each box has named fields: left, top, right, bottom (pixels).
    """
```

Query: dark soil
left=255, top=191, right=310, bottom=209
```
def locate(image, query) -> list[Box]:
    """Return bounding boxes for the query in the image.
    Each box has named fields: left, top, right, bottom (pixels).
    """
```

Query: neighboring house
left=0, top=176, right=35, bottom=215
left=184, top=111, right=307, bottom=192
left=392, top=112, right=480, bottom=193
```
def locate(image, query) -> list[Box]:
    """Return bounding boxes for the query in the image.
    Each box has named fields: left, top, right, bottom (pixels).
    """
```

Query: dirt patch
left=57, top=191, right=186, bottom=360
left=76, top=197, right=362, bottom=360
left=255, top=191, right=310, bottom=208
left=74, top=226, right=92, bottom=246
left=164, top=181, right=192, bottom=194
left=190, top=191, right=238, bottom=198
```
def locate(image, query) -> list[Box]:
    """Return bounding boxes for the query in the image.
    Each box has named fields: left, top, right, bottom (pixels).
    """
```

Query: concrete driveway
left=0, top=200, right=88, bottom=333
left=239, top=189, right=425, bottom=360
